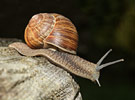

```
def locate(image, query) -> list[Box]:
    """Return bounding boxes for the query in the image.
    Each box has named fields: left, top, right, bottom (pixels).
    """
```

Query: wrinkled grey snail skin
left=9, top=42, right=124, bottom=86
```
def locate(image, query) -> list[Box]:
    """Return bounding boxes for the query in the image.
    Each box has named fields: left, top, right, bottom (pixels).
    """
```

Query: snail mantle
left=0, top=38, right=82, bottom=100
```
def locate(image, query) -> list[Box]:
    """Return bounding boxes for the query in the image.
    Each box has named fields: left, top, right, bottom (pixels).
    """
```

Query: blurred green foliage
left=77, top=0, right=135, bottom=53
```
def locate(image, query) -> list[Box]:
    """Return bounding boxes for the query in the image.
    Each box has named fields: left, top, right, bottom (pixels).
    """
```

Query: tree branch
left=0, top=38, right=82, bottom=100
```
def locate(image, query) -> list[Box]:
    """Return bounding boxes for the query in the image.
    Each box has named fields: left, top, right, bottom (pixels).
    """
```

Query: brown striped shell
left=24, top=13, right=78, bottom=54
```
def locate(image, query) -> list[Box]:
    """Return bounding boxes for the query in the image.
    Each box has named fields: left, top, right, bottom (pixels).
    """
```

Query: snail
left=9, top=13, right=124, bottom=86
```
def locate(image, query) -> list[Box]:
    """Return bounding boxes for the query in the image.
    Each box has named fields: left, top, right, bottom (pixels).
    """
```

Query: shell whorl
left=24, top=13, right=78, bottom=54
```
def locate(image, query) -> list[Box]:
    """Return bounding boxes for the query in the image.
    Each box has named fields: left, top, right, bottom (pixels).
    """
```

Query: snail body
left=9, top=13, right=124, bottom=86
left=9, top=42, right=99, bottom=82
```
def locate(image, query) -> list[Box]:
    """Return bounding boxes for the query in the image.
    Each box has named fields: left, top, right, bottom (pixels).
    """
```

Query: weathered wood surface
left=0, top=38, right=82, bottom=100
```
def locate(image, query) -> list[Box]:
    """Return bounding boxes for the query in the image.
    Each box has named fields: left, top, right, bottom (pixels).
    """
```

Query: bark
left=0, top=38, right=82, bottom=100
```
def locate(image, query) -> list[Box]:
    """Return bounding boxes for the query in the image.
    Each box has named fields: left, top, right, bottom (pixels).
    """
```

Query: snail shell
left=24, top=13, right=78, bottom=54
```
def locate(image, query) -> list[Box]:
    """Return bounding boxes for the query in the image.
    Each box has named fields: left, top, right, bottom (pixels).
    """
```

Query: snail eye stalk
left=95, top=49, right=124, bottom=86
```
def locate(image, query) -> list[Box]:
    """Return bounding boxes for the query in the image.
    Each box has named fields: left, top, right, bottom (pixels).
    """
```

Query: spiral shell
left=24, top=13, right=78, bottom=54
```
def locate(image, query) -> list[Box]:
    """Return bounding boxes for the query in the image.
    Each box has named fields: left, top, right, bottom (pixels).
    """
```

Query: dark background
left=0, top=0, right=134, bottom=99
